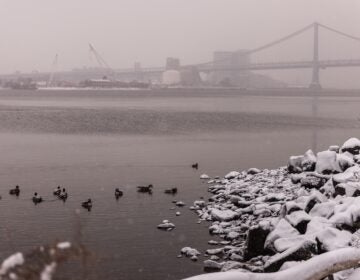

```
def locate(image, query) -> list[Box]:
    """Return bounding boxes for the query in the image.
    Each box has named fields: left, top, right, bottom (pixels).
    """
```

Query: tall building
left=212, top=51, right=250, bottom=87
left=166, top=57, right=181, bottom=71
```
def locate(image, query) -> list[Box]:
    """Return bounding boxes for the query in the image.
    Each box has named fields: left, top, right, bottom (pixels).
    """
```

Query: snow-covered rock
left=176, top=201, right=186, bottom=207
left=157, top=220, right=175, bottom=230
left=341, top=137, right=360, bottom=155
left=288, top=155, right=304, bottom=173
left=315, top=150, right=341, bottom=174
left=247, top=168, right=261, bottom=175
left=200, top=174, right=210, bottom=179
left=316, top=227, right=352, bottom=252
left=274, top=236, right=316, bottom=253
left=264, top=219, right=300, bottom=252
left=264, top=240, right=316, bottom=272
left=225, top=171, right=240, bottom=179
left=285, top=211, right=311, bottom=234
left=181, top=247, right=201, bottom=258
left=337, top=152, right=355, bottom=172
left=301, top=150, right=316, bottom=172
left=0, top=253, right=24, bottom=275
left=210, top=209, right=239, bottom=222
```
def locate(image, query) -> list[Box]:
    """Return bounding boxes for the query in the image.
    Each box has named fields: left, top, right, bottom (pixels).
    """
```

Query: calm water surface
left=0, top=89, right=359, bottom=280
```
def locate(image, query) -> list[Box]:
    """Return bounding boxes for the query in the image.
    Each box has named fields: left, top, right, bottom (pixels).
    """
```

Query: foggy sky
left=1, top=0, right=360, bottom=78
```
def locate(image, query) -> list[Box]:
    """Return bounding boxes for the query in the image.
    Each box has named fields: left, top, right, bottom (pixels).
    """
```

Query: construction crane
left=47, top=54, right=58, bottom=87
left=88, top=44, right=116, bottom=80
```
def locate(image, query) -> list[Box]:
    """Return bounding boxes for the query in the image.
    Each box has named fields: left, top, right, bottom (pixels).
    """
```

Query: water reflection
left=311, top=95, right=319, bottom=152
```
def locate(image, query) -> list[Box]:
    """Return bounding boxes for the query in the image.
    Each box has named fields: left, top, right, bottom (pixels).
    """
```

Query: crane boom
left=89, top=44, right=116, bottom=79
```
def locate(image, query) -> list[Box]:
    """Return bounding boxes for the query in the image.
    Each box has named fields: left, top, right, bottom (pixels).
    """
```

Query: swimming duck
left=137, top=184, right=153, bottom=193
left=82, top=199, right=92, bottom=210
left=115, top=188, right=123, bottom=199
left=53, top=186, right=61, bottom=196
left=164, top=187, right=178, bottom=195
left=191, top=163, right=199, bottom=169
left=32, top=192, right=43, bottom=204
left=59, top=188, right=68, bottom=201
left=9, top=185, right=20, bottom=196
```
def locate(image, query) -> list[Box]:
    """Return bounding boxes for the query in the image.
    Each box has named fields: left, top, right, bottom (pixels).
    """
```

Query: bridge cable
left=318, top=23, right=360, bottom=42
left=189, top=23, right=314, bottom=68
left=248, top=23, right=314, bottom=54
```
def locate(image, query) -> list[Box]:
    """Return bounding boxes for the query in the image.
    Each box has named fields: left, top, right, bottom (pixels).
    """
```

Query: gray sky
left=1, top=0, right=360, bottom=80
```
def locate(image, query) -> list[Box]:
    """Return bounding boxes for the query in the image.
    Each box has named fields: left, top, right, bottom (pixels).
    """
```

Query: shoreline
left=183, top=137, right=360, bottom=280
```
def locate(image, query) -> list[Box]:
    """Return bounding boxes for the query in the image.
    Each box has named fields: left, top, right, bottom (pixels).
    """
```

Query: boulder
left=328, top=145, right=340, bottom=153
left=221, top=261, right=246, bottom=272
left=264, top=240, right=316, bottom=272
left=305, top=216, right=333, bottom=235
left=329, top=201, right=360, bottom=231
left=264, top=193, right=286, bottom=202
left=315, top=150, right=341, bottom=174
left=285, top=211, right=311, bottom=234
left=274, top=236, right=316, bottom=253
left=319, top=179, right=335, bottom=197
left=244, top=222, right=271, bottom=261
left=341, top=137, right=360, bottom=155
left=316, top=227, right=352, bottom=252
left=264, top=219, right=300, bottom=252
left=210, top=209, right=239, bottom=222
left=181, top=247, right=201, bottom=258
left=157, top=220, right=175, bottom=230
left=203, top=260, right=224, bottom=272
left=337, top=152, right=355, bottom=172
left=309, top=201, right=336, bottom=218
left=288, top=155, right=304, bottom=173
left=205, top=248, right=223, bottom=255
left=335, top=182, right=360, bottom=197
left=291, top=173, right=306, bottom=184
left=300, top=176, right=326, bottom=190
left=226, top=231, right=240, bottom=240
left=281, top=201, right=303, bottom=217
left=333, top=165, right=360, bottom=186
left=304, top=190, right=327, bottom=213
left=224, top=171, right=240, bottom=179
left=301, top=149, right=317, bottom=172
left=247, top=168, right=261, bottom=175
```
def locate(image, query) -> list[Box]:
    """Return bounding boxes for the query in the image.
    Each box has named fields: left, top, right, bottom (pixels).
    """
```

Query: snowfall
left=182, top=137, right=360, bottom=280
left=4, top=138, right=360, bottom=280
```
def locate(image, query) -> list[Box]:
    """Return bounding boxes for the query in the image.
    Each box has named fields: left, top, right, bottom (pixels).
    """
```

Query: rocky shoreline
left=183, top=137, right=360, bottom=280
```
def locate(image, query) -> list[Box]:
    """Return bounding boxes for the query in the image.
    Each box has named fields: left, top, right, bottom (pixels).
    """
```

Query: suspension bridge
left=2, top=22, right=360, bottom=89
left=115, top=22, right=360, bottom=89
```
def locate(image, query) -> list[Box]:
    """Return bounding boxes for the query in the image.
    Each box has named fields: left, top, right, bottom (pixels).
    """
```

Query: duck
left=53, top=186, right=61, bottom=196
left=115, top=188, right=123, bottom=199
left=32, top=192, right=43, bottom=204
left=191, top=163, right=199, bottom=169
left=164, top=187, right=178, bottom=195
left=9, top=185, right=20, bottom=196
left=58, top=188, right=68, bottom=201
left=82, top=199, right=92, bottom=210
left=137, top=184, right=153, bottom=193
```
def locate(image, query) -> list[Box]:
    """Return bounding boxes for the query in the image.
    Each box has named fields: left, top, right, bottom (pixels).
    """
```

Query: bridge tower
left=310, top=22, right=321, bottom=89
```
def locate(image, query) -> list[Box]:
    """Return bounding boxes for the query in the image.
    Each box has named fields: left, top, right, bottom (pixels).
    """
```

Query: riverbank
left=183, top=137, right=360, bottom=280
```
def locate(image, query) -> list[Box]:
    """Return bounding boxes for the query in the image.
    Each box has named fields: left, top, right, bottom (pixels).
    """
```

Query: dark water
left=0, top=88, right=359, bottom=280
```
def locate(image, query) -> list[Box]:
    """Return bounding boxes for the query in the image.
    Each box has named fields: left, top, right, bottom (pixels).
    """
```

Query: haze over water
left=0, top=89, right=359, bottom=279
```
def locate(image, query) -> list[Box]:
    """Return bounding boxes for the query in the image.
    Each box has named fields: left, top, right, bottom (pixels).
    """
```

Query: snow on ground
left=183, top=137, right=360, bottom=280
left=0, top=242, right=81, bottom=280
left=0, top=253, right=24, bottom=275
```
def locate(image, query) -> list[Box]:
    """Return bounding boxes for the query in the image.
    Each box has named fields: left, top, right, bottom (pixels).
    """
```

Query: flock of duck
left=5, top=163, right=199, bottom=211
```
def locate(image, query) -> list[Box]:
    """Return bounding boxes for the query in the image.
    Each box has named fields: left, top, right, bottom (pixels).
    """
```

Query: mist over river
left=0, top=88, right=359, bottom=280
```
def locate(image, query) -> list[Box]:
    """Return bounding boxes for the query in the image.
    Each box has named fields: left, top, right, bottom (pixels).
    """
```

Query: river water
left=0, top=88, right=359, bottom=280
